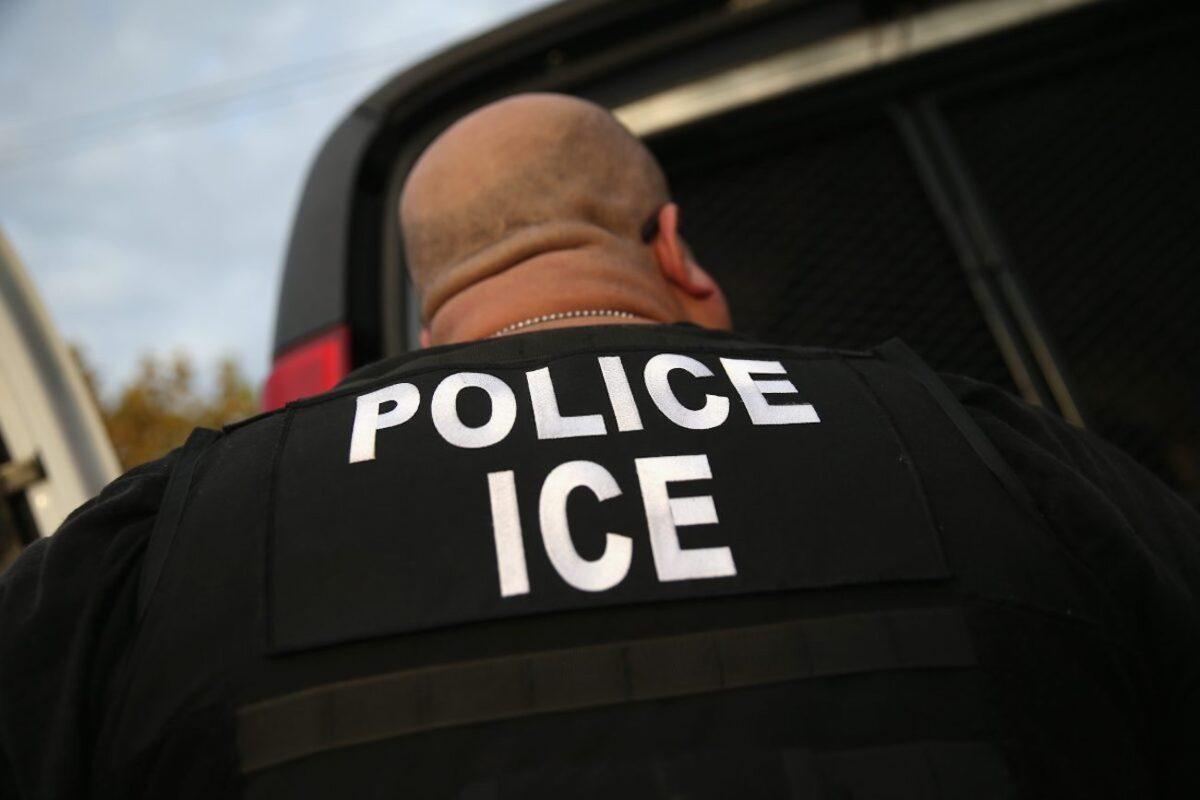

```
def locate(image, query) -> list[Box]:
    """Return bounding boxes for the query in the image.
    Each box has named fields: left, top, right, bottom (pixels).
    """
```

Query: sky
left=0, top=0, right=548, bottom=398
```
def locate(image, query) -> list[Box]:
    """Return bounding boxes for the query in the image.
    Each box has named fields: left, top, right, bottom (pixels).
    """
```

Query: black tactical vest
left=94, top=326, right=1155, bottom=798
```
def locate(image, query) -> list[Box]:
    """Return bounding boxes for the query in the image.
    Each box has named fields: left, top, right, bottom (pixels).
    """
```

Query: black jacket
left=3, top=324, right=1198, bottom=799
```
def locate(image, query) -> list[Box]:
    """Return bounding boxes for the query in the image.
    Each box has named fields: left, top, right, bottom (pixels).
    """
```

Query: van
left=0, top=228, right=119, bottom=569
left=265, top=0, right=1200, bottom=505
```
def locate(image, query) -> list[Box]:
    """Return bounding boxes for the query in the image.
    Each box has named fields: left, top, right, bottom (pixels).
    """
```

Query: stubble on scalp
left=400, top=94, right=670, bottom=316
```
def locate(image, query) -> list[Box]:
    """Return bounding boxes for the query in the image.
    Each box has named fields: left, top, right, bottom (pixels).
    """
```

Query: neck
left=426, top=246, right=684, bottom=345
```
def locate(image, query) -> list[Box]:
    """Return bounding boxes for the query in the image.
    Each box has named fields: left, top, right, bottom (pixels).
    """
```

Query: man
left=2, top=94, right=1198, bottom=799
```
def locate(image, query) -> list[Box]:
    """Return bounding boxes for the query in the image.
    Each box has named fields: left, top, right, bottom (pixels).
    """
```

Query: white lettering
left=431, top=372, right=517, bottom=448
left=635, top=454, right=735, bottom=582
left=486, top=471, right=530, bottom=597
left=538, top=460, right=631, bottom=592
left=598, top=356, right=644, bottom=432
left=526, top=366, right=607, bottom=439
left=644, top=354, right=729, bottom=430
left=720, top=358, right=819, bottom=425
left=348, top=382, right=420, bottom=463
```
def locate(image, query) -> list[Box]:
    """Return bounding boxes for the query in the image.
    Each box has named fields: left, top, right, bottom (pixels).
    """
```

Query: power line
left=0, top=31, right=445, bottom=168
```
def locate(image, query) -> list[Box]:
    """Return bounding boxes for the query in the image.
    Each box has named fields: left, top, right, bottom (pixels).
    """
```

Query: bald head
left=400, top=93, right=670, bottom=320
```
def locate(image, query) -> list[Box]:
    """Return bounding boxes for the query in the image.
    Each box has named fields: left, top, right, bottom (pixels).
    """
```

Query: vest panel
left=270, top=348, right=947, bottom=651
left=98, top=328, right=1153, bottom=798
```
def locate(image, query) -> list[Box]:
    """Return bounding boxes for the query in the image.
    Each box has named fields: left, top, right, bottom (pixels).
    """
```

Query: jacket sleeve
left=0, top=451, right=177, bottom=799
left=947, top=374, right=1200, bottom=798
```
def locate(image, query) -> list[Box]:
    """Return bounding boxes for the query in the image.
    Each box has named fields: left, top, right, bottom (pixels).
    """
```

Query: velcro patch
left=269, top=350, right=946, bottom=652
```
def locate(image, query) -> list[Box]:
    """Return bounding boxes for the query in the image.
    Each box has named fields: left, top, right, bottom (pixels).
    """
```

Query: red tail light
left=262, top=325, right=351, bottom=411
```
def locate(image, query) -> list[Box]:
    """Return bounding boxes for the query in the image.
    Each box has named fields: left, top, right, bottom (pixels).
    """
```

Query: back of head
left=401, top=93, right=730, bottom=344
left=401, top=94, right=668, bottom=318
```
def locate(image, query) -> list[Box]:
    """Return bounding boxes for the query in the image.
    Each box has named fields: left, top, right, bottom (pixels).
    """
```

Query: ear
left=652, top=203, right=716, bottom=299
left=420, top=327, right=432, bottom=348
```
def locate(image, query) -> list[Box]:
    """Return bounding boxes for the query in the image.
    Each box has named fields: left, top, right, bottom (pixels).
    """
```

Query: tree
left=75, top=349, right=259, bottom=471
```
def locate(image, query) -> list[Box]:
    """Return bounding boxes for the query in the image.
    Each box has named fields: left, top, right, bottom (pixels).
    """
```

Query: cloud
left=0, top=0, right=549, bottom=393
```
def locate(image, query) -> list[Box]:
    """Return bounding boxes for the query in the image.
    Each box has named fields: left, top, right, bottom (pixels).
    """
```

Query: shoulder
left=1, top=447, right=180, bottom=604
left=0, top=446, right=183, bottom=797
left=942, top=372, right=1200, bottom=587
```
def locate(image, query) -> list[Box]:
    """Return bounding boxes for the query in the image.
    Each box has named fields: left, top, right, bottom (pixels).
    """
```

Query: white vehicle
left=0, top=227, right=119, bottom=570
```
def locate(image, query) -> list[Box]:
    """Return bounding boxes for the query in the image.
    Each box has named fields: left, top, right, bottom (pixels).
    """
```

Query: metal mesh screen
left=945, top=37, right=1200, bottom=502
left=664, top=115, right=1017, bottom=391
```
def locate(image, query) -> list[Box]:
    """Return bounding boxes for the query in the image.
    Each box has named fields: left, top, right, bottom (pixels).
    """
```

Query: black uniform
left=2, top=324, right=1198, bottom=799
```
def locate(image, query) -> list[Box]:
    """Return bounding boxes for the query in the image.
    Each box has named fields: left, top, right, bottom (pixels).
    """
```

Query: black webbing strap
left=237, top=607, right=975, bottom=774
left=137, top=427, right=220, bottom=620
left=877, top=339, right=1044, bottom=525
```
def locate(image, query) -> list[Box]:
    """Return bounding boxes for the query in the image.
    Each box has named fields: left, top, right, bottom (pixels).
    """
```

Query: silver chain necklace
left=490, top=309, right=640, bottom=337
